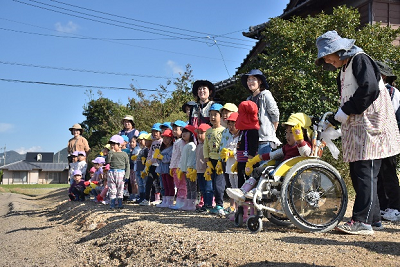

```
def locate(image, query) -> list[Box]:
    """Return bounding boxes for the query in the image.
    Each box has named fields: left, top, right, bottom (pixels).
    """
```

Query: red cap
left=227, top=112, right=238, bottom=122
left=197, top=123, right=211, bottom=132
left=184, top=124, right=198, bottom=138
left=235, top=101, right=260, bottom=130
left=161, top=129, right=173, bottom=138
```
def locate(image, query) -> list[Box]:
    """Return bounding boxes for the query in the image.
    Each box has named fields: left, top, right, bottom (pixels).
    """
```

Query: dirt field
left=0, top=188, right=399, bottom=267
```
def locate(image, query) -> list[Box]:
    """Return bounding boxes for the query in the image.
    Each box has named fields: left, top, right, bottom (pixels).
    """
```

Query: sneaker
left=335, top=221, right=374, bottom=235
left=372, top=221, right=384, bottom=230
left=196, top=205, right=211, bottom=213
left=226, top=188, right=246, bottom=202
left=139, top=200, right=150, bottom=206
left=218, top=208, right=230, bottom=216
left=209, top=205, right=223, bottom=215
left=245, top=189, right=256, bottom=199
left=151, top=200, right=162, bottom=205
left=382, top=208, right=400, bottom=221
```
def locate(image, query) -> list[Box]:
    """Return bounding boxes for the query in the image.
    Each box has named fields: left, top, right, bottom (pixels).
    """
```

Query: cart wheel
left=266, top=212, right=292, bottom=227
left=281, top=159, right=347, bottom=233
left=234, top=206, right=244, bottom=227
left=247, top=216, right=263, bottom=233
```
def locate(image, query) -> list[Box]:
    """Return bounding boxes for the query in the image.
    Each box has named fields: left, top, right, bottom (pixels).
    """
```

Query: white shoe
left=245, top=189, right=256, bottom=199
left=226, top=188, right=245, bottom=202
left=382, top=208, right=400, bottom=221
left=139, top=200, right=150, bottom=206
left=151, top=200, right=162, bottom=205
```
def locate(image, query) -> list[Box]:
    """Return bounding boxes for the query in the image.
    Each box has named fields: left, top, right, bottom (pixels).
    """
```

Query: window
left=12, top=172, right=27, bottom=184
left=46, top=172, right=61, bottom=183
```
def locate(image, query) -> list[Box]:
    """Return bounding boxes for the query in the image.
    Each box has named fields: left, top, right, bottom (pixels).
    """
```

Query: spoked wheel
left=234, top=206, right=244, bottom=227
left=247, top=216, right=263, bottom=233
left=264, top=201, right=292, bottom=226
left=281, top=159, right=347, bottom=232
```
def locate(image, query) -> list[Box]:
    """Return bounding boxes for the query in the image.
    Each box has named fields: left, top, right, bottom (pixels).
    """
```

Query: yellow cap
left=103, top=144, right=111, bottom=150
left=137, top=133, right=147, bottom=140
left=220, top=103, right=238, bottom=112
left=282, top=113, right=312, bottom=137
left=145, top=133, right=153, bottom=141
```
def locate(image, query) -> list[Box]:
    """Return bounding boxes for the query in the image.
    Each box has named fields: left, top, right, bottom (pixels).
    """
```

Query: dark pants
left=71, top=187, right=85, bottom=201
left=350, top=159, right=381, bottom=224
left=377, top=155, right=400, bottom=211
left=237, top=162, right=248, bottom=188
left=145, top=166, right=160, bottom=200
left=197, top=173, right=213, bottom=206
left=222, top=161, right=231, bottom=189
left=210, top=159, right=226, bottom=207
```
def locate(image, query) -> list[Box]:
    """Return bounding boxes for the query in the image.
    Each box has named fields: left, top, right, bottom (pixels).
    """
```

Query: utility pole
left=0, top=145, right=5, bottom=166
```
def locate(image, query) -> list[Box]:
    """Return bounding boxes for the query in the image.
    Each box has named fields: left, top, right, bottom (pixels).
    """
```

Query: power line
left=0, top=18, right=237, bottom=62
left=0, top=78, right=166, bottom=92
left=0, top=60, right=173, bottom=79
left=0, top=27, right=200, bottom=41
left=13, top=0, right=251, bottom=49
left=50, top=0, right=254, bottom=44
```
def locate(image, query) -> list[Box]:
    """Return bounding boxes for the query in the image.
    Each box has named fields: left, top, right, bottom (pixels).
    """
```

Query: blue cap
left=161, top=122, right=172, bottom=130
left=151, top=123, right=162, bottom=132
left=210, top=103, right=223, bottom=112
left=121, top=135, right=129, bottom=143
left=172, top=120, right=187, bottom=128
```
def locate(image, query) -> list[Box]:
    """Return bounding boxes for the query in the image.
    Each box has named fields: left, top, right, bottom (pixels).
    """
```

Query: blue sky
left=0, top=0, right=288, bottom=156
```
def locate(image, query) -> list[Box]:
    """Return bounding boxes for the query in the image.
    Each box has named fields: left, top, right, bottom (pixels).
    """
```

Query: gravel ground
left=0, top=188, right=399, bottom=267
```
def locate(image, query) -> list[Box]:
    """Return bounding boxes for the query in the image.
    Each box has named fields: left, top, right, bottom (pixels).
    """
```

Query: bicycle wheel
left=281, top=159, right=347, bottom=232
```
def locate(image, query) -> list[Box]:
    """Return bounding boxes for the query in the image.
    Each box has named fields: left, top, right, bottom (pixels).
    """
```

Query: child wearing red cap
left=219, top=112, right=240, bottom=216
left=178, top=125, right=198, bottom=211
left=225, top=101, right=260, bottom=221
left=195, top=123, right=213, bottom=212
left=154, top=129, right=175, bottom=208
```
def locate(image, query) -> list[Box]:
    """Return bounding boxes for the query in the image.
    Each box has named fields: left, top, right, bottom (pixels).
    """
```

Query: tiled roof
left=0, top=161, right=68, bottom=171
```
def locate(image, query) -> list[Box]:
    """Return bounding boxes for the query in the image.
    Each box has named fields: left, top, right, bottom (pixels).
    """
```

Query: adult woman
left=315, top=30, right=400, bottom=235
left=241, top=69, right=280, bottom=155
left=67, top=123, right=90, bottom=162
left=188, top=80, right=215, bottom=128
left=118, top=115, right=139, bottom=147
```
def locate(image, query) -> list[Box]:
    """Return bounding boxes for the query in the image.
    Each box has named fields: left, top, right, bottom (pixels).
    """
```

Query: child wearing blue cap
left=169, top=120, right=188, bottom=209
left=140, top=123, right=163, bottom=206
left=203, top=103, right=227, bottom=216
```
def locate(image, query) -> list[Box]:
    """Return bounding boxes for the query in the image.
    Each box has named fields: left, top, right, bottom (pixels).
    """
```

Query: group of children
left=68, top=99, right=314, bottom=225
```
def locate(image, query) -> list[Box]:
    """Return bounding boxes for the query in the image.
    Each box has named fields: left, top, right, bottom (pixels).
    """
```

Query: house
left=0, top=152, right=69, bottom=184
left=214, top=0, right=400, bottom=93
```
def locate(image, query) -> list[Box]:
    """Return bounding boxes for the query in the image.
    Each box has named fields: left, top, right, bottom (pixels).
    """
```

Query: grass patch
left=0, top=184, right=69, bottom=197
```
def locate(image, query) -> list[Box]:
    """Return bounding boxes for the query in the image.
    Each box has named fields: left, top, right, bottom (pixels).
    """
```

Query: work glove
left=231, top=161, right=238, bottom=173
left=140, top=170, right=148, bottom=179
left=205, top=163, right=213, bottom=180
left=153, top=149, right=163, bottom=160
left=292, top=123, right=304, bottom=142
left=245, top=155, right=262, bottom=176
left=141, top=157, right=146, bottom=165
left=176, top=168, right=183, bottom=180
left=334, top=108, right=349, bottom=124
left=169, top=168, right=174, bottom=177
left=145, top=159, right=152, bottom=168
left=215, top=160, right=223, bottom=175
left=204, top=170, right=212, bottom=181
left=187, top=168, right=197, bottom=182
left=131, top=155, right=138, bottom=161
left=220, top=148, right=234, bottom=162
